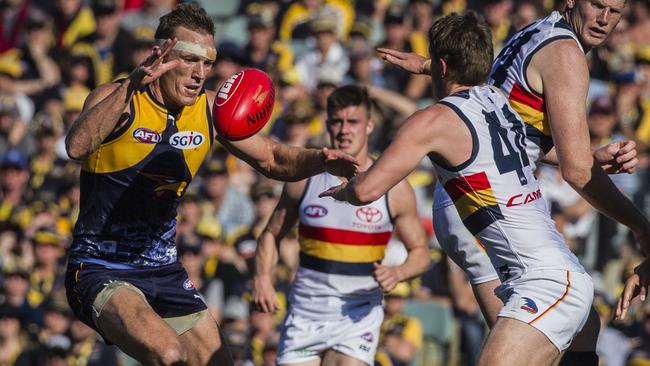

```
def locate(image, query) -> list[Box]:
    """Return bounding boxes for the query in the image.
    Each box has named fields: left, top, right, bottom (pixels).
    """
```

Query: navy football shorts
left=65, top=261, right=207, bottom=340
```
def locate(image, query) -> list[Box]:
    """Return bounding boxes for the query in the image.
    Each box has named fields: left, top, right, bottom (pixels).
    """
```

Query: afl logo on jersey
left=355, top=207, right=383, bottom=223
left=170, top=131, right=205, bottom=149
left=133, top=128, right=161, bottom=144
left=183, top=278, right=196, bottom=290
left=304, top=205, right=328, bottom=218
left=216, top=71, right=243, bottom=106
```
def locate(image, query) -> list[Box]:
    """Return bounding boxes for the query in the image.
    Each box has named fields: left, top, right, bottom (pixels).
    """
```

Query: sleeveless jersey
left=488, top=11, right=582, bottom=167
left=433, top=86, right=584, bottom=282
left=70, top=85, right=214, bottom=268
left=290, top=172, right=393, bottom=318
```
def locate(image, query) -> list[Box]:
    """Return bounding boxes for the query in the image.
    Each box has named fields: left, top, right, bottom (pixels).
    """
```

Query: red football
left=213, top=68, right=275, bottom=141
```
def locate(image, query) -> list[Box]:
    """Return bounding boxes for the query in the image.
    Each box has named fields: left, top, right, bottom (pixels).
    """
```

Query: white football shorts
left=495, top=269, right=594, bottom=351
left=276, top=303, right=383, bottom=365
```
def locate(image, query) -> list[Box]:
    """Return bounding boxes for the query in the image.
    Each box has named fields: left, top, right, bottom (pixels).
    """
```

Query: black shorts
left=65, top=261, right=207, bottom=338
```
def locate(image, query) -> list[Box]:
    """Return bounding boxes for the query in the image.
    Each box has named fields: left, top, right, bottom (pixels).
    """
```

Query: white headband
left=156, top=39, right=217, bottom=61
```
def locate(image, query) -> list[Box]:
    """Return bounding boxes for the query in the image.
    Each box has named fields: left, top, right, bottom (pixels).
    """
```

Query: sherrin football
left=213, top=68, right=275, bottom=141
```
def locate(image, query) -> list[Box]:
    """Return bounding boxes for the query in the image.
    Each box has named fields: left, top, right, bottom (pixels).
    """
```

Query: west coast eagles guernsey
left=290, top=172, right=393, bottom=319
left=433, top=86, right=584, bottom=283
left=70, top=85, right=213, bottom=268
left=436, top=11, right=582, bottom=209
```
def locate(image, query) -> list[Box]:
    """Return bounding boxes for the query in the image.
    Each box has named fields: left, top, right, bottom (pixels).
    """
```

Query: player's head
left=326, top=85, right=374, bottom=158
left=155, top=4, right=216, bottom=107
left=563, top=0, right=626, bottom=50
left=427, top=11, right=493, bottom=99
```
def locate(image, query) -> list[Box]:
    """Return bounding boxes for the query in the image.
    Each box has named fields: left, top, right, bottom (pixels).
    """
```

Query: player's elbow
left=560, top=165, right=591, bottom=189
left=352, top=184, right=382, bottom=206
left=65, top=136, right=88, bottom=161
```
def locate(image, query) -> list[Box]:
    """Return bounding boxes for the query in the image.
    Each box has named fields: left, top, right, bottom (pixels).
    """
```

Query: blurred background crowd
left=0, top=0, right=649, bottom=365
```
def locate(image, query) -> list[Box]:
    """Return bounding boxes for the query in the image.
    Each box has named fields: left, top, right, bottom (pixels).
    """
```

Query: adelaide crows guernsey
left=488, top=11, right=582, bottom=167
left=432, top=86, right=583, bottom=283
left=290, top=172, right=393, bottom=318
left=70, top=85, right=213, bottom=268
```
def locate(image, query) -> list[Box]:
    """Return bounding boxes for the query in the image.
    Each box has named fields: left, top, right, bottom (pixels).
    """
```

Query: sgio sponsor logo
left=133, top=128, right=161, bottom=144
left=216, top=71, right=242, bottom=106
left=170, top=131, right=205, bottom=150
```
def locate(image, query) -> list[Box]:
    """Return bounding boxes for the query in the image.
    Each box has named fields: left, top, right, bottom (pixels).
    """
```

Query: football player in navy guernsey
left=63, top=4, right=357, bottom=366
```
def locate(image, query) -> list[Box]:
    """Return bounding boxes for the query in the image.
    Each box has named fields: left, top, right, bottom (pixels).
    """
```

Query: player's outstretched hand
left=252, top=275, right=280, bottom=313
left=615, top=258, right=649, bottom=320
left=594, top=140, right=638, bottom=174
left=322, top=147, right=359, bottom=179
left=129, top=38, right=181, bottom=89
left=373, top=263, right=403, bottom=292
left=319, top=181, right=348, bottom=201
left=377, top=48, right=429, bottom=75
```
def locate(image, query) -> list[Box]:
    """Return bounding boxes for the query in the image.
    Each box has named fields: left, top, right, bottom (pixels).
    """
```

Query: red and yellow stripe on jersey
left=444, top=171, right=504, bottom=235
left=298, top=223, right=392, bottom=276
left=508, top=82, right=553, bottom=150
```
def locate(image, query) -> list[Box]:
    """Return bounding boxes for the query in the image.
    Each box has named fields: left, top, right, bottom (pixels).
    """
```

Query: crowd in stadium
left=0, top=0, right=649, bottom=365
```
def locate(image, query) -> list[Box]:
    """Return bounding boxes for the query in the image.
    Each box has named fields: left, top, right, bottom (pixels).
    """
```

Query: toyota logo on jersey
left=355, top=207, right=383, bottom=223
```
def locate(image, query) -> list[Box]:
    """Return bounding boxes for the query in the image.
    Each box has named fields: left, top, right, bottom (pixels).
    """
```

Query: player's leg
left=480, top=270, right=593, bottom=366
left=276, top=311, right=325, bottom=366
left=322, top=350, right=369, bottom=366
left=478, top=317, right=559, bottom=366
left=471, top=279, right=502, bottom=328
left=177, top=310, right=229, bottom=366
left=558, top=306, right=600, bottom=366
left=97, top=285, right=187, bottom=365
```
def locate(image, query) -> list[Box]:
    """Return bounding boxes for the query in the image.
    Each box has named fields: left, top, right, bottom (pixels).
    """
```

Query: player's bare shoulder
left=82, top=82, right=127, bottom=112
left=526, top=39, right=587, bottom=95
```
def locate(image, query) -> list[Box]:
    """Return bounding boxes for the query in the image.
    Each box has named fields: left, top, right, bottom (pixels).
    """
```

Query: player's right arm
left=65, top=39, right=179, bottom=160
left=252, top=180, right=305, bottom=313
left=535, top=40, right=650, bottom=255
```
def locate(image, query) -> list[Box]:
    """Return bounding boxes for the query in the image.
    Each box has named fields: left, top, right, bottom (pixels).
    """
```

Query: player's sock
left=559, top=351, right=598, bottom=366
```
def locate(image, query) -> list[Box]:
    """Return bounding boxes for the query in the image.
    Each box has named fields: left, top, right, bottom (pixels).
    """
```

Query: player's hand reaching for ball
left=377, top=48, right=430, bottom=75
left=252, top=275, right=280, bottom=313
left=373, top=263, right=403, bottom=292
left=129, top=38, right=181, bottom=90
left=615, top=258, right=650, bottom=320
left=322, top=147, right=359, bottom=179
left=594, top=140, right=638, bottom=174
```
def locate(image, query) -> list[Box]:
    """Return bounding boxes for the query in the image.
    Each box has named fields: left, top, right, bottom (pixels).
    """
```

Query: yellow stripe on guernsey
left=83, top=87, right=211, bottom=181
left=298, top=224, right=392, bottom=264
left=452, top=186, right=498, bottom=220
left=300, top=238, right=386, bottom=263
left=508, top=82, right=550, bottom=136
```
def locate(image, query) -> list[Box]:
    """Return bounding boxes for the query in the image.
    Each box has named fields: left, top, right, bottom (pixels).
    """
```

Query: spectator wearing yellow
left=278, top=0, right=354, bottom=42
left=379, top=282, right=423, bottom=366
left=53, top=0, right=95, bottom=50
left=243, top=7, right=294, bottom=74
left=27, top=227, right=66, bottom=308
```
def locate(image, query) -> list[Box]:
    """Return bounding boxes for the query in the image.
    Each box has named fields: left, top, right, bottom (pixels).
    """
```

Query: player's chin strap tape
left=156, top=39, right=217, bottom=61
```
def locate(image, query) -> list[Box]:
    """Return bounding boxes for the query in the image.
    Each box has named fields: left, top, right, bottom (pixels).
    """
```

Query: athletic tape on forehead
left=156, top=39, right=217, bottom=61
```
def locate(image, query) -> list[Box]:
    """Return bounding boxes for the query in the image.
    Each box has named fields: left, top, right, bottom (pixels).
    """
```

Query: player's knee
left=152, top=339, right=186, bottom=366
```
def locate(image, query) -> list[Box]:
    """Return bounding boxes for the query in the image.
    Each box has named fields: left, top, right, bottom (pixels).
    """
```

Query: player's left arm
left=541, top=141, right=638, bottom=174
left=373, top=180, right=431, bottom=292
left=215, top=133, right=358, bottom=181
left=206, top=91, right=358, bottom=181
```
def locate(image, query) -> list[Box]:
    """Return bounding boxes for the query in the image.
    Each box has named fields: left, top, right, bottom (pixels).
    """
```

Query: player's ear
left=440, top=58, right=447, bottom=79
left=366, top=119, right=374, bottom=135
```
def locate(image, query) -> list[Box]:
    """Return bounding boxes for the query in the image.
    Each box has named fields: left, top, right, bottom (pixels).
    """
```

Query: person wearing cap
left=0, top=149, right=31, bottom=224
left=73, top=0, right=136, bottom=85
left=253, top=85, right=430, bottom=366
left=378, top=283, right=423, bottom=366
left=294, top=14, right=349, bottom=92
left=27, top=227, right=66, bottom=309
left=64, top=3, right=358, bottom=365
left=0, top=303, right=28, bottom=366
left=200, top=156, right=255, bottom=240
left=243, top=7, right=294, bottom=74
